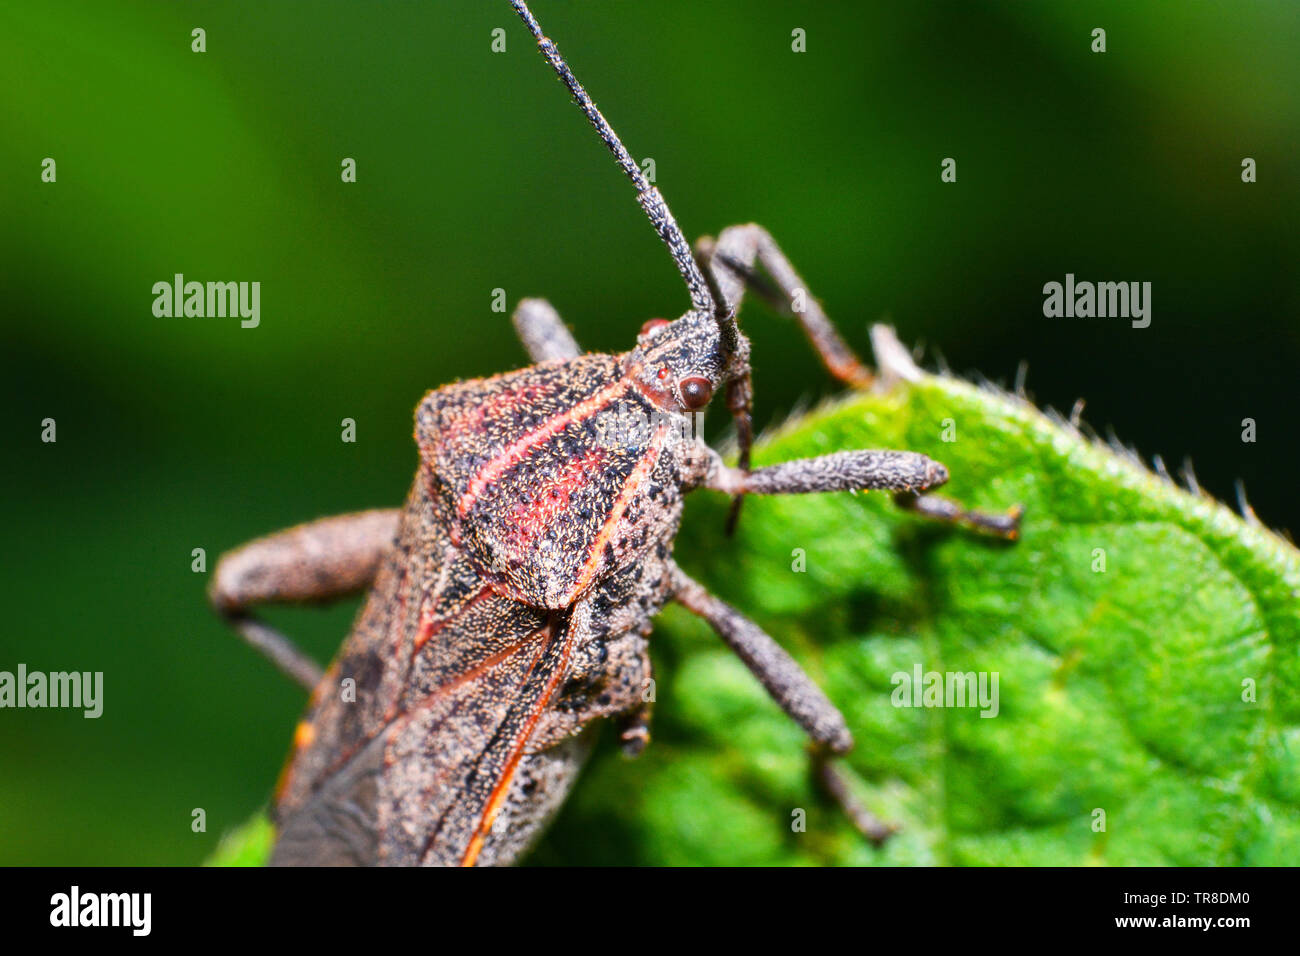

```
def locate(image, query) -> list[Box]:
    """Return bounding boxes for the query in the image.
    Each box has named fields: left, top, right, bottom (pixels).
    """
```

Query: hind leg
left=210, top=509, right=400, bottom=689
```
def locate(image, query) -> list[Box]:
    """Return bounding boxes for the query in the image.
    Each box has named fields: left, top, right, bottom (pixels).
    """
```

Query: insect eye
left=678, top=376, right=713, bottom=411
left=639, top=318, right=671, bottom=337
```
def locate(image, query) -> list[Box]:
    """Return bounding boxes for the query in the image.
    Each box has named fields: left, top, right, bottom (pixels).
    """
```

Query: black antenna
left=509, top=1, right=739, bottom=353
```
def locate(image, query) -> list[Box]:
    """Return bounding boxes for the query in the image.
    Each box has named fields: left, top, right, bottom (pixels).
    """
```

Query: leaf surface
left=534, top=330, right=1300, bottom=866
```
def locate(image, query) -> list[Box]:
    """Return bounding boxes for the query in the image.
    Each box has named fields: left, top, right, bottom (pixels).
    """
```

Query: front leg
left=696, top=223, right=872, bottom=388
left=704, top=448, right=948, bottom=497
left=697, top=224, right=1022, bottom=538
left=894, top=491, right=1023, bottom=539
left=696, top=223, right=874, bottom=529
left=702, top=448, right=1021, bottom=538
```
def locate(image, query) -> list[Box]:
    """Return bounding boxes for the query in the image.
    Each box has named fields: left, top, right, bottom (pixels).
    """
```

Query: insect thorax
left=415, top=353, right=710, bottom=609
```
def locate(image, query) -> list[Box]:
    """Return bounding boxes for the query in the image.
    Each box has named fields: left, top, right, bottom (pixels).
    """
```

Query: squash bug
left=209, top=0, right=1022, bottom=866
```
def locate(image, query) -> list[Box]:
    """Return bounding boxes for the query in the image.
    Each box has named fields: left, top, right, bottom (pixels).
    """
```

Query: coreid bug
left=209, top=0, right=1021, bottom=866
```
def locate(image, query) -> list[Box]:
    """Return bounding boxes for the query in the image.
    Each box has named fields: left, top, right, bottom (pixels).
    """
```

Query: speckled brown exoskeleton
left=209, top=0, right=1022, bottom=866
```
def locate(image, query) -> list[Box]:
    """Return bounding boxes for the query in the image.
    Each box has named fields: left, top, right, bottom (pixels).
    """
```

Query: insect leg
left=704, top=448, right=949, bottom=497
left=696, top=223, right=873, bottom=387
left=209, top=509, right=401, bottom=689
left=697, top=228, right=1022, bottom=536
left=615, top=702, right=653, bottom=757
left=811, top=749, right=896, bottom=846
left=702, top=448, right=1022, bottom=538
left=668, top=562, right=852, bottom=754
left=893, top=491, right=1024, bottom=539
left=511, top=297, right=581, bottom=362
left=696, top=223, right=873, bottom=531
left=669, top=563, right=900, bottom=844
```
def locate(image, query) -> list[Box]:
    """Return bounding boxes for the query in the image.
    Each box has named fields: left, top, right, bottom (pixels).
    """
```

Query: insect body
left=210, top=1, right=1020, bottom=866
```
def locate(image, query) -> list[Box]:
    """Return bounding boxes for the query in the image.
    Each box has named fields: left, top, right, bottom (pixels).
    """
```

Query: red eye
left=640, top=318, right=670, bottom=336
left=657, top=367, right=670, bottom=380
left=678, top=376, right=713, bottom=411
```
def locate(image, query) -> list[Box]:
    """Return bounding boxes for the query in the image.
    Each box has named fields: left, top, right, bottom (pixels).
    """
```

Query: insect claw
left=620, top=727, right=650, bottom=758
left=618, top=707, right=653, bottom=757
left=1003, top=504, right=1026, bottom=540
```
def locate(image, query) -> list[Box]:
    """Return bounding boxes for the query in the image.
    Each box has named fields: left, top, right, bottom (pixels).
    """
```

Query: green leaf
left=204, top=814, right=274, bottom=867
left=535, top=328, right=1300, bottom=866
left=213, top=328, right=1300, bottom=866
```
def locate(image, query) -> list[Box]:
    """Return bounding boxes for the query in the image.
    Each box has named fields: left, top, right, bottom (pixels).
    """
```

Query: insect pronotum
left=209, top=0, right=1021, bottom=866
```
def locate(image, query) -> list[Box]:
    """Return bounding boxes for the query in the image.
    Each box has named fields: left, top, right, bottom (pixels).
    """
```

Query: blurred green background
left=2, top=0, right=1297, bottom=864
